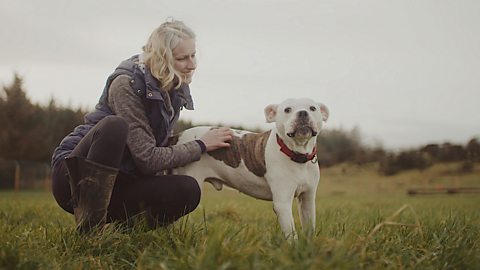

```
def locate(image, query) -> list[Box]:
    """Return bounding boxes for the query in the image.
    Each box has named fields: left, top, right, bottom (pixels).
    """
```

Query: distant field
left=1, top=162, right=479, bottom=269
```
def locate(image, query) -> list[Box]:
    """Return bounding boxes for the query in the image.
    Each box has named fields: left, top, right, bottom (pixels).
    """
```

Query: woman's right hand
left=200, top=127, right=233, bottom=152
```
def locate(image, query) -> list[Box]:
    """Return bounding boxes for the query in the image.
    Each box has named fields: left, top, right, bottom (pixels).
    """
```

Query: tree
left=0, top=73, right=45, bottom=160
left=0, top=73, right=86, bottom=162
left=42, top=98, right=85, bottom=161
left=316, top=127, right=362, bottom=166
left=466, top=138, right=480, bottom=162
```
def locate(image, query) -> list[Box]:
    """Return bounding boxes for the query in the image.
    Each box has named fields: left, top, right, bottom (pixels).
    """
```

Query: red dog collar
left=276, top=134, right=317, bottom=163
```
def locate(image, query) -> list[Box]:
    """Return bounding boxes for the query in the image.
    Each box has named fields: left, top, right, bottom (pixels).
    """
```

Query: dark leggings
left=51, top=115, right=201, bottom=227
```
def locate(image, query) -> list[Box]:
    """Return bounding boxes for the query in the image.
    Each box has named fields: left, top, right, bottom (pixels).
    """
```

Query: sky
left=1, top=0, right=479, bottom=150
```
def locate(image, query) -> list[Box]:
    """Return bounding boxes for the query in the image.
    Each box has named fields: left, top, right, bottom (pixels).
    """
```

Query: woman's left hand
left=199, top=127, right=233, bottom=152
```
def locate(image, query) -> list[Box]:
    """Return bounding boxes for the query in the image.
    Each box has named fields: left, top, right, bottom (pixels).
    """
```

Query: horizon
left=1, top=71, right=478, bottom=152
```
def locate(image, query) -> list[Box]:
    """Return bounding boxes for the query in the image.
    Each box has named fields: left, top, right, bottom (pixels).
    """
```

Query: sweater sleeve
left=107, top=75, right=203, bottom=175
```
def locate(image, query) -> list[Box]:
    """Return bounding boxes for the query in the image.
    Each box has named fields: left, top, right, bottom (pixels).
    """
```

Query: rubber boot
left=64, top=156, right=118, bottom=234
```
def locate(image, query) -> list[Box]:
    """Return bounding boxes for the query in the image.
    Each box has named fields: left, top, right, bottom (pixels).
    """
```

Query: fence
left=0, top=159, right=51, bottom=191
left=407, top=187, right=480, bottom=196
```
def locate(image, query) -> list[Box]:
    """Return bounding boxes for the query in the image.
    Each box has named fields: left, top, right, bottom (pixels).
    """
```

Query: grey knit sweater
left=107, top=75, right=202, bottom=175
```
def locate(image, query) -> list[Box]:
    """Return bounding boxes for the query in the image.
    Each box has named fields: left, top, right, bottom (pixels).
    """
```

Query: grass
left=1, top=162, right=479, bottom=269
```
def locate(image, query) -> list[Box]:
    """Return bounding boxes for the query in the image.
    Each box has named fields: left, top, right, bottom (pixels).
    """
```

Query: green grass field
left=1, top=162, right=479, bottom=269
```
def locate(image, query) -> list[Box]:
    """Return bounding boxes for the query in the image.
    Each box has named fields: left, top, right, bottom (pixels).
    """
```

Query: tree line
left=0, top=73, right=478, bottom=185
left=378, top=139, right=480, bottom=175
left=0, top=74, right=85, bottom=162
left=0, top=74, right=86, bottom=186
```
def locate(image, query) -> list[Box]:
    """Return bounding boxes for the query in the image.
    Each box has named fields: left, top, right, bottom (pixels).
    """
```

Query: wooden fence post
left=14, top=160, right=20, bottom=192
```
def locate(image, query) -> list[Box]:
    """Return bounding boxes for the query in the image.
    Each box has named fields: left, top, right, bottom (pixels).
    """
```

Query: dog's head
left=264, top=98, right=329, bottom=145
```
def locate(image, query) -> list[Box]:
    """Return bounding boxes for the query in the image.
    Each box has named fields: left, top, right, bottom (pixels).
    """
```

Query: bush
left=379, top=150, right=432, bottom=175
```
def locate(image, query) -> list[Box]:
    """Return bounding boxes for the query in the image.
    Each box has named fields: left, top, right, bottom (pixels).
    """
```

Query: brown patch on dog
left=207, top=135, right=242, bottom=168
left=208, top=130, right=271, bottom=177
left=240, top=131, right=270, bottom=177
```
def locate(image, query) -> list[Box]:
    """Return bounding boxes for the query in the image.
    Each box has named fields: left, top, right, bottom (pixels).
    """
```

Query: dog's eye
left=284, top=107, right=292, bottom=113
left=309, top=106, right=317, bottom=111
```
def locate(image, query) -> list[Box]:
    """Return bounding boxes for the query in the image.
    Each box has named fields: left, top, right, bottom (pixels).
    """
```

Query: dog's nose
left=298, top=110, right=308, bottom=118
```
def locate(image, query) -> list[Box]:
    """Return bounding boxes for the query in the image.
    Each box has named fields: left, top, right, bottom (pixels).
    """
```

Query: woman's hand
left=200, top=127, right=233, bottom=152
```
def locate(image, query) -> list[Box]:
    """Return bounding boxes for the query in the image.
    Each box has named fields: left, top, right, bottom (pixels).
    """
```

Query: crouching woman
left=50, top=20, right=232, bottom=233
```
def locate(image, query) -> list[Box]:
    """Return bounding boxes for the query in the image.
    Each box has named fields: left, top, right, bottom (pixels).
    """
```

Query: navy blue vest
left=51, top=55, right=194, bottom=175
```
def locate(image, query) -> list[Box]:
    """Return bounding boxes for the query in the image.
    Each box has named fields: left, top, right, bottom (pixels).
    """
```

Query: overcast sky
left=1, top=0, right=479, bottom=149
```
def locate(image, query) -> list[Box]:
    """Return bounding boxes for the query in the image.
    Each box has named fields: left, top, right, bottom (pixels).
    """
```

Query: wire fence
left=0, top=159, right=51, bottom=191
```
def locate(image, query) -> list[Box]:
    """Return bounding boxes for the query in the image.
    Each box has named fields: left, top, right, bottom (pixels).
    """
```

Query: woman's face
left=172, top=38, right=197, bottom=84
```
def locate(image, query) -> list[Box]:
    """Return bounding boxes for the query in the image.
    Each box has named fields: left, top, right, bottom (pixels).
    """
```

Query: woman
left=51, top=20, right=233, bottom=233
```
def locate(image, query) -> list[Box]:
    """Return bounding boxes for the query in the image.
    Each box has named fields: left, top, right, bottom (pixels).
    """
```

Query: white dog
left=174, top=98, right=329, bottom=239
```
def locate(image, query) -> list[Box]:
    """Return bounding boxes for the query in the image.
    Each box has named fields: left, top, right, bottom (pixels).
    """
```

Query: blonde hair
left=142, top=19, right=196, bottom=91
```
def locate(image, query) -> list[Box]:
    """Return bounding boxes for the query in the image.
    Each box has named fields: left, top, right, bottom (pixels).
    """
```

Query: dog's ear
left=318, top=103, right=329, bottom=122
left=264, top=104, right=278, bottom=123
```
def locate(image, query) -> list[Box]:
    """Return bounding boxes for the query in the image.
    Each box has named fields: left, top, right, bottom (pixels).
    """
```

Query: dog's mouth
left=286, top=126, right=318, bottom=138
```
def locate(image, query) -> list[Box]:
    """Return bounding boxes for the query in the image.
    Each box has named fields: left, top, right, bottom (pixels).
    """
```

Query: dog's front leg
left=298, top=189, right=316, bottom=236
left=271, top=186, right=296, bottom=240
left=273, top=200, right=296, bottom=240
